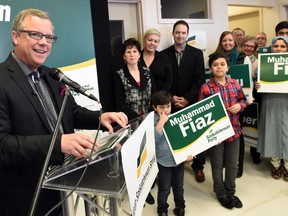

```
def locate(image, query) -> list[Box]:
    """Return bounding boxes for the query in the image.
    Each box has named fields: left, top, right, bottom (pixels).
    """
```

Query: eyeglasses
left=242, top=44, right=255, bottom=49
left=256, top=37, right=266, bottom=40
left=18, top=30, right=57, bottom=43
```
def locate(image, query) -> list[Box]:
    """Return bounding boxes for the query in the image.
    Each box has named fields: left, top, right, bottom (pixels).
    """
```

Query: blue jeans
left=157, top=162, right=185, bottom=213
left=209, top=138, right=239, bottom=198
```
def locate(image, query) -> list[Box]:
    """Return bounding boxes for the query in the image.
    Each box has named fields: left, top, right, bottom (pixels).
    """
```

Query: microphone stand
left=29, top=87, right=74, bottom=216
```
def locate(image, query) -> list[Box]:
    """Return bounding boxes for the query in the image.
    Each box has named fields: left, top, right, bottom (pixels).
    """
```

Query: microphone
left=48, top=68, right=99, bottom=102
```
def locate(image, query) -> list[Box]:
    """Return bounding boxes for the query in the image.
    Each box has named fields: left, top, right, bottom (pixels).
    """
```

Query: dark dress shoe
left=173, top=208, right=185, bottom=216
left=250, top=148, right=261, bottom=164
left=217, top=196, right=234, bottom=209
left=194, top=169, right=205, bottom=182
left=158, top=212, right=168, bottom=216
left=252, top=156, right=261, bottom=164
left=145, top=192, right=155, bottom=205
left=228, top=195, right=243, bottom=208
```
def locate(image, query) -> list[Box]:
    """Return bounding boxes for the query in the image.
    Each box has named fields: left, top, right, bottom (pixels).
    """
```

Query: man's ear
left=12, top=31, right=19, bottom=46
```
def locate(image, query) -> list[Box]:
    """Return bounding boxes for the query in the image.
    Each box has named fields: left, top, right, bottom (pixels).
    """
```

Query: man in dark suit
left=161, top=20, right=206, bottom=183
left=0, top=8, right=127, bottom=216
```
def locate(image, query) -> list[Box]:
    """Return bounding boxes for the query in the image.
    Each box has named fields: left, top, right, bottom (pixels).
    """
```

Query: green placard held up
left=258, top=52, right=288, bottom=93
left=163, top=93, right=234, bottom=165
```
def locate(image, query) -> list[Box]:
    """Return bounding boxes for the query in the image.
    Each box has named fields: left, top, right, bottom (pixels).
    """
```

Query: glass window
left=157, top=0, right=213, bottom=23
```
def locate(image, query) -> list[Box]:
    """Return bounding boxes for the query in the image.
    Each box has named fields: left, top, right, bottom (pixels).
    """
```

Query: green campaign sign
left=205, top=64, right=253, bottom=102
left=242, top=102, right=259, bottom=148
left=228, top=64, right=251, bottom=88
left=163, top=93, right=234, bottom=164
left=258, top=53, right=288, bottom=93
left=259, top=46, right=271, bottom=54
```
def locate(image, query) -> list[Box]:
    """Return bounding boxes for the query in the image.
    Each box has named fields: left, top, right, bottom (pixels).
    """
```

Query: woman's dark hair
left=151, top=90, right=172, bottom=106
left=121, top=38, right=141, bottom=55
left=208, top=52, right=229, bottom=68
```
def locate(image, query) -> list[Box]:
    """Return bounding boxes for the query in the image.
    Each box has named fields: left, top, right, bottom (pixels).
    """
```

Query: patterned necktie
left=176, top=51, right=183, bottom=66
left=30, top=71, right=63, bottom=133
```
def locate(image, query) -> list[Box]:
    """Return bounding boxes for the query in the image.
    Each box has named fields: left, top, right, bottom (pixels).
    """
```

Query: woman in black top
left=139, top=28, right=173, bottom=91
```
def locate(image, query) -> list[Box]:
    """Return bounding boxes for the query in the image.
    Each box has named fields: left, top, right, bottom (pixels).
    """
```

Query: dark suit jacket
left=0, top=53, right=101, bottom=216
left=161, top=44, right=205, bottom=112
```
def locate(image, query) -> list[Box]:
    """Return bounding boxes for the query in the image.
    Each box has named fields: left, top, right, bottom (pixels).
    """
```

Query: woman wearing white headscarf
left=256, top=36, right=288, bottom=182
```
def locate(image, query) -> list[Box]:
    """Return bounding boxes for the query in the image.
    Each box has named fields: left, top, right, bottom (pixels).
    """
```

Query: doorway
left=228, top=6, right=260, bottom=37
left=108, top=1, right=142, bottom=71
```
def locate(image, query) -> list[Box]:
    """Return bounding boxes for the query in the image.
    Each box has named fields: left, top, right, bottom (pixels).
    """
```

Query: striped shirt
left=199, top=76, right=247, bottom=142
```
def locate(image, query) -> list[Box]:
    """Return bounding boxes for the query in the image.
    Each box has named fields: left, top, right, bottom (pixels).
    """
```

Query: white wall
left=141, top=0, right=229, bottom=56
left=109, top=0, right=285, bottom=56
left=140, top=0, right=288, bottom=55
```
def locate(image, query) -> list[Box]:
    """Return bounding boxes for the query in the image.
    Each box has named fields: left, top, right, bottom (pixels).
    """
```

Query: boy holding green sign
left=200, top=53, right=247, bottom=209
left=152, top=90, right=193, bottom=216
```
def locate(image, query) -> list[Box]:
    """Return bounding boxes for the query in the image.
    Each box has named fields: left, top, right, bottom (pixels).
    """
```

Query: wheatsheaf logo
left=187, top=35, right=196, bottom=46
left=207, top=129, right=217, bottom=143
left=137, top=132, right=147, bottom=178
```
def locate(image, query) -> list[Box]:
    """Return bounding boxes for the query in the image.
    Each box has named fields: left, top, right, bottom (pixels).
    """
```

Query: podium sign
left=258, top=52, right=288, bottom=93
left=121, top=112, right=158, bottom=216
left=164, top=93, right=235, bottom=164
